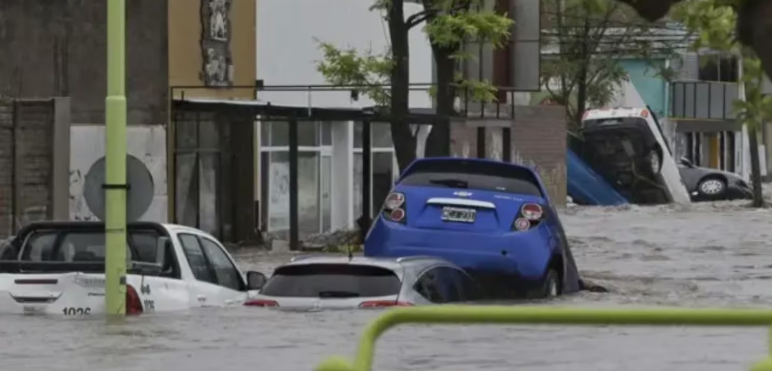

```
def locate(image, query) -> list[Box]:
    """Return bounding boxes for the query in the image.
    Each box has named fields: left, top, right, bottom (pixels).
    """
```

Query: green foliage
left=671, top=0, right=735, bottom=50
left=315, top=41, right=393, bottom=106
left=424, top=11, right=513, bottom=49
left=315, top=0, right=513, bottom=108
left=541, top=0, right=683, bottom=124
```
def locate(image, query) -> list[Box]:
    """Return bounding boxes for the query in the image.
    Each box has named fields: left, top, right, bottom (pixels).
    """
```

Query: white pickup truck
left=0, top=221, right=268, bottom=316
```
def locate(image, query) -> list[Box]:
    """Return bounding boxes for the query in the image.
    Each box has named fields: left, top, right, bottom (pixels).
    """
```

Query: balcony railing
left=671, top=81, right=739, bottom=120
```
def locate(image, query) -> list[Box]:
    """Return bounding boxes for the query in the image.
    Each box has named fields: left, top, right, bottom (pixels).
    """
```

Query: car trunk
left=254, top=264, right=407, bottom=310
left=0, top=272, right=105, bottom=315
left=395, top=159, right=547, bottom=233
left=400, top=186, right=541, bottom=233
left=259, top=294, right=403, bottom=311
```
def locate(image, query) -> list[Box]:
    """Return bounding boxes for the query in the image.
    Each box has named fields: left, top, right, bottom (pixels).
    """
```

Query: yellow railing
left=314, top=306, right=772, bottom=371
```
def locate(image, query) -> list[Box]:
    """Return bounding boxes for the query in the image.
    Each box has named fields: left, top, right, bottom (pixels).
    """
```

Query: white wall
left=609, top=79, right=647, bottom=108
left=256, top=0, right=433, bottom=109
left=69, top=125, right=168, bottom=223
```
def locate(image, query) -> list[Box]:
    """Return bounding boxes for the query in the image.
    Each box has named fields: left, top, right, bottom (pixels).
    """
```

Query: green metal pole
left=105, top=0, right=127, bottom=316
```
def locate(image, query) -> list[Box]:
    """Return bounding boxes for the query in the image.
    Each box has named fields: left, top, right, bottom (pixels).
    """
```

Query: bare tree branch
left=406, top=10, right=435, bottom=28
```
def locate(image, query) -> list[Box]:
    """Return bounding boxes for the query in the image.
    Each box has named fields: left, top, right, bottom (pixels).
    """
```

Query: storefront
left=258, top=120, right=396, bottom=238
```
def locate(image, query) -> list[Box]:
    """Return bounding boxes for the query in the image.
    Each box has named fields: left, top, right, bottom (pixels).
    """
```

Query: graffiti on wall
left=69, top=169, right=97, bottom=221
left=200, top=0, right=234, bottom=86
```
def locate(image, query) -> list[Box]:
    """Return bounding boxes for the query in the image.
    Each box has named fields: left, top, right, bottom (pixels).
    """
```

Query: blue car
left=364, top=157, right=582, bottom=299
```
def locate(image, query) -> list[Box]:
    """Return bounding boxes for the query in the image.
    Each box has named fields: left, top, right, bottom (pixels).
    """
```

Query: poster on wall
left=70, top=125, right=168, bottom=222
left=268, top=162, right=290, bottom=231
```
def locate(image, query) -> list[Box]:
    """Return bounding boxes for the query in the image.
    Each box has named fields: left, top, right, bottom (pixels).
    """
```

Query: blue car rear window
left=399, top=160, right=543, bottom=196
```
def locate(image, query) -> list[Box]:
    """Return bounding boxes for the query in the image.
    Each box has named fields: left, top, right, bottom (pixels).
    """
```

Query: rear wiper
left=318, top=290, right=360, bottom=298
left=429, top=178, right=468, bottom=188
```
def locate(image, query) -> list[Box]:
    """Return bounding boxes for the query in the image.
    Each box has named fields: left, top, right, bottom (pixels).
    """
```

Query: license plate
left=441, top=207, right=476, bottom=223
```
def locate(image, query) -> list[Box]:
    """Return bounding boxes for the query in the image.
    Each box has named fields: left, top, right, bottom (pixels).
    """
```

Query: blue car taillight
left=382, top=192, right=406, bottom=224
left=512, top=203, right=544, bottom=231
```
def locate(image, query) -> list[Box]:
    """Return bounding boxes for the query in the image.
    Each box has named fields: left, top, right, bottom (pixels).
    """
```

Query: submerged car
left=244, top=255, right=482, bottom=309
left=0, top=221, right=266, bottom=315
left=579, top=107, right=691, bottom=205
left=678, top=157, right=753, bottom=201
left=363, top=157, right=582, bottom=299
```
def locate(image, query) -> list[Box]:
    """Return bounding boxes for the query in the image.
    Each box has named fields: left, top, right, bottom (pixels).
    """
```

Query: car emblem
left=454, top=191, right=473, bottom=197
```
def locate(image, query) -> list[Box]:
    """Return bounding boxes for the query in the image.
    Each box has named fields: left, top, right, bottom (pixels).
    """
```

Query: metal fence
left=315, top=306, right=772, bottom=371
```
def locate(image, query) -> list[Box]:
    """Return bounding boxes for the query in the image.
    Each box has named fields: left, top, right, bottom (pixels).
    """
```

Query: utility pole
left=105, top=0, right=128, bottom=316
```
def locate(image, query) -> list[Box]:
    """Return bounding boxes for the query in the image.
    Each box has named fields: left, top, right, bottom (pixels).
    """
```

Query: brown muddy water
left=4, top=200, right=772, bottom=371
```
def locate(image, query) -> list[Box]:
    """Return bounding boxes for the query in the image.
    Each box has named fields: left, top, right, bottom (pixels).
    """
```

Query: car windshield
left=21, top=229, right=163, bottom=263
left=260, top=264, right=402, bottom=298
left=398, top=159, right=543, bottom=196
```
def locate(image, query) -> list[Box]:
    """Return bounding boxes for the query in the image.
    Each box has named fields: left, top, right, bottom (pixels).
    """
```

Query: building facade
left=255, top=0, right=432, bottom=239
left=0, top=0, right=257, bottom=240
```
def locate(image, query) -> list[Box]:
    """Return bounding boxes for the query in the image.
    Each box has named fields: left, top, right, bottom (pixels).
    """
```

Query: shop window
left=698, top=54, right=738, bottom=82
left=259, top=121, right=334, bottom=236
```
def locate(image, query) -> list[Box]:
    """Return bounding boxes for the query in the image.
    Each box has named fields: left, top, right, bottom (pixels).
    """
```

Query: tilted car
left=678, top=157, right=753, bottom=201
left=363, top=157, right=582, bottom=299
left=0, top=221, right=267, bottom=315
left=579, top=107, right=691, bottom=205
left=244, top=255, right=482, bottom=310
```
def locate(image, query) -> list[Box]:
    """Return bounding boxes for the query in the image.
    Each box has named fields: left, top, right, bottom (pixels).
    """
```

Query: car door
left=177, top=233, right=245, bottom=307
left=413, top=267, right=449, bottom=304
left=413, top=266, right=476, bottom=304
left=677, top=165, right=702, bottom=192
left=440, top=266, right=483, bottom=302
left=196, top=236, right=248, bottom=304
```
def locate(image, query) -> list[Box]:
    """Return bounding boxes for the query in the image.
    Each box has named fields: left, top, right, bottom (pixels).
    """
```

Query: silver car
left=245, top=255, right=482, bottom=310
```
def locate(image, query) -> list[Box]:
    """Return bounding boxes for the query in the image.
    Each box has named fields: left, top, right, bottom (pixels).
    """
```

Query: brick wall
left=0, top=99, right=62, bottom=238
left=0, top=0, right=168, bottom=125
left=450, top=105, right=568, bottom=207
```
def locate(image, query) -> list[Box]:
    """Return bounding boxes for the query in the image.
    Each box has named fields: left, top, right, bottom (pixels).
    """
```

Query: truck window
left=21, top=230, right=163, bottom=263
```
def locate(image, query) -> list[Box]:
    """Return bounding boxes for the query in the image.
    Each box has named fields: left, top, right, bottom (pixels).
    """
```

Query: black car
left=677, top=157, right=753, bottom=201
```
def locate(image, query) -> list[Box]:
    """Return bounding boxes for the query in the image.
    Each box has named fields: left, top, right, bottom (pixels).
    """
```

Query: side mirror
left=156, top=237, right=172, bottom=266
left=246, top=271, right=267, bottom=291
left=680, top=157, right=694, bottom=168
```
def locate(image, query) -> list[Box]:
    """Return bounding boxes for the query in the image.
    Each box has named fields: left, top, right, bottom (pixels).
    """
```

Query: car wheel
left=697, top=177, right=726, bottom=198
left=541, top=269, right=560, bottom=298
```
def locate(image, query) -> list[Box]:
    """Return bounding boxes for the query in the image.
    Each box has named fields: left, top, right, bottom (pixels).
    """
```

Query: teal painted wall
left=618, top=59, right=668, bottom=118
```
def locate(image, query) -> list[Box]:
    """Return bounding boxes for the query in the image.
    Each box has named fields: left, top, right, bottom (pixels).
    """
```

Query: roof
left=171, top=97, right=514, bottom=123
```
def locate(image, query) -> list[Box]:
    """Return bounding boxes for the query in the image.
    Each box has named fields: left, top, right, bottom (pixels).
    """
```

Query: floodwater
left=5, top=199, right=772, bottom=371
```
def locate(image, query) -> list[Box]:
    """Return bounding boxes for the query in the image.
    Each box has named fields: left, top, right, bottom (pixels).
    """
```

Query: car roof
left=280, top=255, right=456, bottom=271
left=404, top=156, right=537, bottom=173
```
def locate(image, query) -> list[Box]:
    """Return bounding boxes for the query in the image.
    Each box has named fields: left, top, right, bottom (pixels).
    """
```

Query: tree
left=316, top=0, right=512, bottom=172
left=541, top=0, right=684, bottom=130
left=671, top=0, right=770, bottom=206
left=616, top=0, right=772, bottom=83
